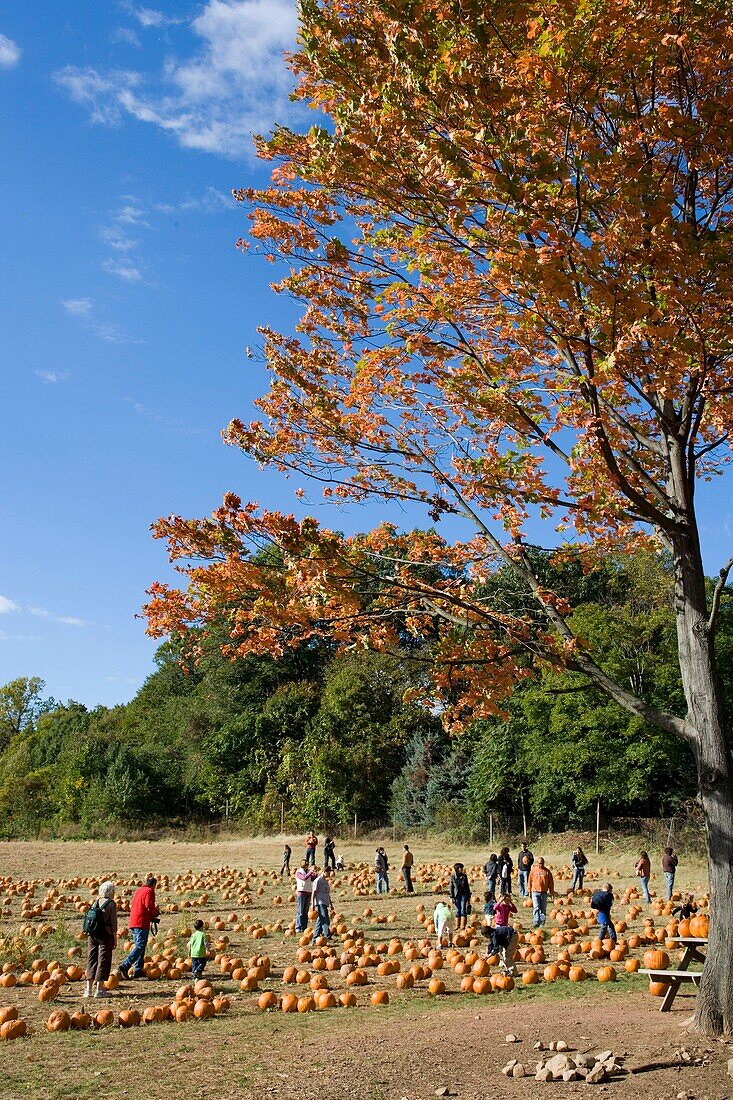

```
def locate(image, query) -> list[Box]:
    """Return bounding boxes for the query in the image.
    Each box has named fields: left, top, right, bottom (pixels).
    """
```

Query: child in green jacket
left=188, top=920, right=210, bottom=979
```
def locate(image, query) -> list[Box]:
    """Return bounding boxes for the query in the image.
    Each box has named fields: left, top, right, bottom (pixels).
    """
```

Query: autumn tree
left=146, top=0, right=733, bottom=1032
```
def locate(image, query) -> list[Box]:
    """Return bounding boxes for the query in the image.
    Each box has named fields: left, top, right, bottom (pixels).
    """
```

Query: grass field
left=0, top=836, right=727, bottom=1100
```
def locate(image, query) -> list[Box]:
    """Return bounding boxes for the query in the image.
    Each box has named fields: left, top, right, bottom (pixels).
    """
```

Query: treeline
left=1, top=552, right=730, bottom=839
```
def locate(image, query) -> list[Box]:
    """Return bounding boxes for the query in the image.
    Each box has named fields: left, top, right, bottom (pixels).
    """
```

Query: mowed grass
left=0, top=836, right=710, bottom=1100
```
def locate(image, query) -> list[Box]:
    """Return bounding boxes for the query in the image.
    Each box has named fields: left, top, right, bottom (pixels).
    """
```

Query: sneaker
left=117, top=967, right=129, bottom=980
left=94, top=990, right=112, bottom=999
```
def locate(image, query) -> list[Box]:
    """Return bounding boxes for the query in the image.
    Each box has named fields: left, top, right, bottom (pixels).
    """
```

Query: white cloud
left=0, top=33, right=21, bottom=68
left=29, top=606, right=91, bottom=627
left=62, top=297, right=94, bottom=318
left=55, top=0, right=299, bottom=157
left=54, top=67, right=141, bottom=125
left=61, top=297, right=134, bottom=343
left=0, top=595, right=19, bottom=615
left=125, top=5, right=181, bottom=28
left=99, top=224, right=139, bottom=251
left=36, top=370, right=69, bottom=384
left=110, top=26, right=142, bottom=47
left=155, top=186, right=233, bottom=215
left=102, top=257, right=144, bottom=283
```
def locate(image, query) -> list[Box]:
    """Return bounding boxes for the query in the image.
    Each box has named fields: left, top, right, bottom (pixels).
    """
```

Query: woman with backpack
left=84, top=880, right=118, bottom=999
left=571, top=846, right=589, bottom=891
left=449, top=862, right=472, bottom=930
left=497, top=847, right=513, bottom=895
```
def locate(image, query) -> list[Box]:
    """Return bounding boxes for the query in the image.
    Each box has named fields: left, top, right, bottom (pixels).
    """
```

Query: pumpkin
left=315, top=991, right=337, bottom=1009
left=175, top=1004, right=193, bottom=1022
left=193, top=999, right=215, bottom=1019
left=690, top=914, right=709, bottom=938
left=568, top=965, right=587, bottom=982
left=597, top=966, right=617, bottom=983
left=281, top=993, right=298, bottom=1013
left=94, top=1009, right=115, bottom=1028
left=473, top=977, right=492, bottom=994
left=213, top=995, right=230, bottom=1014
left=495, top=973, right=515, bottom=992
left=0, top=1019, right=26, bottom=1041
left=521, top=969, right=540, bottom=986
left=648, top=979, right=670, bottom=997
left=624, top=957, right=640, bottom=973
left=297, top=995, right=316, bottom=1013
left=46, top=1009, right=70, bottom=1033
left=0, top=1007, right=19, bottom=1026
left=543, top=964, right=560, bottom=982
left=427, top=977, right=446, bottom=996
left=119, top=1009, right=141, bottom=1028
left=339, top=991, right=358, bottom=1007
left=643, top=948, right=670, bottom=970
left=370, top=990, right=389, bottom=1005
left=70, top=1011, right=92, bottom=1030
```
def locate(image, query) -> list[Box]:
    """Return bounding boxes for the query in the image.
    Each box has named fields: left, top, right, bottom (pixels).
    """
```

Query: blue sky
left=1, top=1, right=732, bottom=711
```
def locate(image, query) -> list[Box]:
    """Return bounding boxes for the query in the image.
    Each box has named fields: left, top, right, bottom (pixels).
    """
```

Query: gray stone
left=562, top=1071, right=579, bottom=1082
left=535, top=1068, right=553, bottom=1082
left=534, top=1041, right=546, bottom=1051
left=575, top=1054, right=596, bottom=1069
left=511, top=1065, right=526, bottom=1078
left=556, top=1040, right=569, bottom=1052
left=545, top=1054, right=575, bottom=1076
left=586, top=1065, right=607, bottom=1084
left=595, top=1050, right=613, bottom=1064
left=501, top=1060, right=518, bottom=1076
left=505, top=1034, right=520, bottom=1043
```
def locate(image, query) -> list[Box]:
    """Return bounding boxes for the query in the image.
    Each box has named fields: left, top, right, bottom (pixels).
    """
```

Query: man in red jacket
left=118, top=875, right=160, bottom=980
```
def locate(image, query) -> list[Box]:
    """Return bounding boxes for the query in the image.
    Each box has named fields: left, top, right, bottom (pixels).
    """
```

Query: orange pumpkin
left=70, top=1011, right=92, bottom=1030
left=597, top=966, right=617, bottom=983
left=339, top=991, right=357, bottom=1007
left=427, top=977, right=446, bottom=996
left=643, top=948, right=670, bottom=970
left=0, top=1019, right=26, bottom=1041
left=370, top=990, right=389, bottom=1005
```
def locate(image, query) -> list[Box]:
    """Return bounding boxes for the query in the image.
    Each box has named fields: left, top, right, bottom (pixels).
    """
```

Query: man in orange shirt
left=527, top=857, right=555, bottom=928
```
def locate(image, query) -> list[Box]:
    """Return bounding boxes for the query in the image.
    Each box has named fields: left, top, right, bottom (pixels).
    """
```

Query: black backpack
left=82, top=899, right=109, bottom=937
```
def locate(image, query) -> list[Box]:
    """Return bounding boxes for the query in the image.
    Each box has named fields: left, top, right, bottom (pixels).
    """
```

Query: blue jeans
left=295, top=892, right=311, bottom=932
left=305, top=848, right=316, bottom=866
left=532, top=891, right=547, bottom=926
left=597, top=913, right=616, bottom=942
left=571, top=867, right=584, bottom=890
left=191, top=957, right=206, bottom=979
left=314, top=903, right=331, bottom=939
left=639, top=875, right=651, bottom=903
left=377, top=873, right=389, bottom=894
left=454, top=896, right=470, bottom=918
left=518, top=870, right=529, bottom=897
left=665, top=871, right=675, bottom=899
left=120, top=927, right=149, bottom=977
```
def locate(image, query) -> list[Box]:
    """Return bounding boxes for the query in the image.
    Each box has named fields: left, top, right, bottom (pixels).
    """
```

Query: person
left=401, top=844, right=415, bottom=893
left=482, top=900, right=519, bottom=974
left=483, top=853, right=499, bottom=900
left=483, top=890, right=495, bottom=927
left=672, top=893, right=697, bottom=921
left=492, top=892, right=517, bottom=929
left=497, top=847, right=513, bottom=895
left=335, top=852, right=345, bottom=871
left=280, top=842, right=292, bottom=877
left=635, top=850, right=652, bottom=904
left=449, top=862, right=472, bottom=930
left=188, top=919, right=210, bottom=979
left=323, top=836, right=336, bottom=871
left=527, top=856, right=554, bottom=927
left=516, top=841, right=534, bottom=898
left=433, top=898, right=454, bottom=948
left=305, top=830, right=318, bottom=867
left=295, top=859, right=316, bottom=932
left=571, top=846, right=588, bottom=891
left=119, top=875, right=160, bottom=980
left=662, top=846, right=679, bottom=899
left=84, top=880, right=117, bottom=998
left=591, top=882, right=617, bottom=944
left=312, top=868, right=335, bottom=939
left=375, top=847, right=390, bottom=894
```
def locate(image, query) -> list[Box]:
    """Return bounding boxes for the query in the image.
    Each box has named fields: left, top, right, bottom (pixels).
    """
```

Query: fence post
left=595, top=797, right=601, bottom=854
left=354, top=812, right=357, bottom=840
left=280, top=801, right=285, bottom=833
left=489, top=813, right=494, bottom=845
left=392, top=812, right=396, bottom=841
left=521, top=792, right=528, bottom=839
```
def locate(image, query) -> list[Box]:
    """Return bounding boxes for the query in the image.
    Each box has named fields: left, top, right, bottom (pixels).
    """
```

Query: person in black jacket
left=571, top=846, right=588, bottom=891
left=323, top=836, right=336, bottom=871
left=591, top=883, right=617, bottom=943
left=497, top=847, right=513, bottom=895
left=516, top=841, right=534, bottom=897
left=449, top=862, right=472, bottom=930
left=484, top=854, right=499, bottom=900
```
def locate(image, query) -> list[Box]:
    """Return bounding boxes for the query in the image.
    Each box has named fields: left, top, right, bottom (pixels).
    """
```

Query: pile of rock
left=501, top=1047, right=626, bottom=1084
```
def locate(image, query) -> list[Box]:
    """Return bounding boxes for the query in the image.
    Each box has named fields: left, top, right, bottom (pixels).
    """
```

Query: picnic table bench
left=639, top=936, right=707, bottom=1012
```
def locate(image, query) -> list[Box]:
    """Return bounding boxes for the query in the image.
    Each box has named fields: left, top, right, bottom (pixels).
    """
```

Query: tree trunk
left=673, top=529, right=733, bottom=1035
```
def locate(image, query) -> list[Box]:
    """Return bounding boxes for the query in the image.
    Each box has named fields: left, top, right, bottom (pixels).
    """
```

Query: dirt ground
left=0, top=837, right=725, bottom=1100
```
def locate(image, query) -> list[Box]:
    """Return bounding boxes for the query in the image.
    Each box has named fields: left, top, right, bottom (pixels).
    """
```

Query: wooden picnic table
left=639, top=936, right=707, bottom=1012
